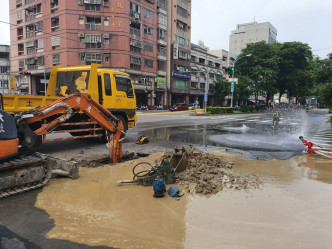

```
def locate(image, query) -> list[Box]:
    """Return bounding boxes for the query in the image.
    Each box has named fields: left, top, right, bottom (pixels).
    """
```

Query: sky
left=0, top=0, right=331, bottom=58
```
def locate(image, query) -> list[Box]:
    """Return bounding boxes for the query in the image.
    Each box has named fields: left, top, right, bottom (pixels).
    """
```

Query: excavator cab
left=0, top=109, right=19, bottom=162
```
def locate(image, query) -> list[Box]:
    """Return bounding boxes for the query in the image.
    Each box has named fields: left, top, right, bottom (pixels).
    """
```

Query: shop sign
left=173, top=72, right=191, bottom=79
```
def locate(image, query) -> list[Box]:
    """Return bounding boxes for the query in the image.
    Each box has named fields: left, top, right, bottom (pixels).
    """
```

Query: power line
left=312, top=47, right=332, bottom=52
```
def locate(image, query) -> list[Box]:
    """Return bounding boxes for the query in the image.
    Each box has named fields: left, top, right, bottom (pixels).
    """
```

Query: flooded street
left=1, top=110, right=331, bottom=249
left=35, top=151, right=332, bottom=249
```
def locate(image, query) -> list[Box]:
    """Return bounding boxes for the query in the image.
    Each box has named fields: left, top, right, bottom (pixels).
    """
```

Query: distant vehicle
left=188, top=103, right=197, bottom=110
left=170, top=103, right=188, bottom=111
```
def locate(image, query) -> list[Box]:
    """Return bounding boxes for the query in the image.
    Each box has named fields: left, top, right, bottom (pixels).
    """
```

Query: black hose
left=132, top=162, right=157, bottom=180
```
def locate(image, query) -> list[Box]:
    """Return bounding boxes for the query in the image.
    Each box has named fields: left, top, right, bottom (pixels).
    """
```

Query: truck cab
left=4, top=64, right=137, bottom=131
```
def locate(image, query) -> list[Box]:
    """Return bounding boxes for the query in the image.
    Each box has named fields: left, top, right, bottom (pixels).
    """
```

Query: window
left=18, top=43, right=24, bottom=55
left=130, top=39, right=142, bottom=53
left=145, top=59, right=153, bottom=68
left=130, top=2, right=141, bottom=18
left=85, top=34, right=102, bottom=49
left=157, top=0, right=166, bottom=10
left=85, top=53, right=101, bottom=64
left=144, top=25, right=154, bottom=35
left=51, top=0, right=59, bottom=12
left=179, top=50, right=188, bottom=59
left=85, top=4, right=101, bottom=11
left=86, top=16, right=101, bottom=30
left=144, top=42, right=153, bottom=52
left=104, top=35, right=110, bottom=44
left=51, top=17, right=59, bottom=30
left=52, top=35, right=60, bottom=47
left=173, top=79, right=187, bottom=90
left=177, top=65, right=185, bottom=72
left=178, top=36, right=185, bottom=46
left=158, top=28, right=166, bottom=40
left=52, top=54, right=60, bottom=65
left=17, top=27, right=23, bottom=40
left=104, top=73, right=111, bottom=95
left=37, top=38, right=43, bottom=52
left=191, top=82, right=197, bottom=89
left=104, top=53, right=110, bottom=62
left=17, top=11, right=23, bottom=22
left=158, top=46, right=166, bottom=56
left=200, top=83, right=205, bottom=89
left=144, top=9, right=154, bottom=19
left=158, top=60, right=165, bottom=71
left=19, top=60, right=24, bottom=69
left=158, top=13, right=167, bottom=26
left=177, top=5, right=188, bottom=18
left=130, top=56, right=141, bottom=70
left=16, top=0, right=23, bottom=7
left=25, top=40, right=36, bottom=54
left=115, top=75, right=134, bottom=98
left=130, top=21, right=141, bottom=36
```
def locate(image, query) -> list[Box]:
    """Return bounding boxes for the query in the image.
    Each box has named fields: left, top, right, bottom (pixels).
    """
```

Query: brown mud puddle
left=36, top=151, right=332, bottom=249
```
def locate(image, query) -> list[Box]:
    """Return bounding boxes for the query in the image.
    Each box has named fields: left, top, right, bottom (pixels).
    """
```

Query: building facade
left=229, top=21, right=277, bottom=56
left=190, top=41, right=225, bottom=106
left=0, top=45, right=11, bottom=94
left=10, top=0, right=166, bottom=106
left=167, top=0, right=191, bottom=105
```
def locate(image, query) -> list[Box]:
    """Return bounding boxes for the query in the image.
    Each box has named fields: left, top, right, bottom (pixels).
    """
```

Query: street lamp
left=186, top=67, right=223, bottom=112
left=229, top=54, right=251, bottom=107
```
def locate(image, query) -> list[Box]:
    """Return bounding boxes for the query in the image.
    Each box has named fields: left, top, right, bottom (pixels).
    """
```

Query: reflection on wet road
left=143, top=110, right=332, bottom=160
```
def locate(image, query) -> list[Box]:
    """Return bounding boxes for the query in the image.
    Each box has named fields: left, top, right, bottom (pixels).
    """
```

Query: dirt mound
left=166, top=147, right=262, bottom=194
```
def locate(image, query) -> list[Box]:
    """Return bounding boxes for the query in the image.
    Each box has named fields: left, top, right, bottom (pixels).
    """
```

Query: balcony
left=85, top=23, right=101, bottom=31
left=157, top=70, right=166, bottom=77
left=26, top=14, right=35, bottom=21
left=157, top=54, right=166, bottom=61
left=157, top=7, right=167, bottom=15
left=130, top=27, right=140, bottom=37
left=157, top=39, right=167, bottom=46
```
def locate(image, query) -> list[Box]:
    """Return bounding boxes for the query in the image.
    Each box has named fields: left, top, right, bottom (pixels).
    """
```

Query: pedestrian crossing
left=311, top=118, right=332, bottom=152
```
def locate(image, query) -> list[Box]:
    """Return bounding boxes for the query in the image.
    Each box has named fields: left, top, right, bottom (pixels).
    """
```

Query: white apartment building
left=229, top=21, right=277, bottom=57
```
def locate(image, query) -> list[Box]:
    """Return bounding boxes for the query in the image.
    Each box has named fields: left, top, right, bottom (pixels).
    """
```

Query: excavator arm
left=17, top=92, right=125, bottom=163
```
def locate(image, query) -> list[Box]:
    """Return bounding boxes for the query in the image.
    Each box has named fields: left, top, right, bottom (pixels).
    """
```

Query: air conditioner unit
left=78, top=33, right=85, bottom=37
left=51, top=0, right=57, bottom=3
left=103, top=34, right=109, bottom=38
left=78, top=0, right=84, bottom=6
left=84, top=0, right=91, bottom=3
left=134, top=13, right=140, bottom=19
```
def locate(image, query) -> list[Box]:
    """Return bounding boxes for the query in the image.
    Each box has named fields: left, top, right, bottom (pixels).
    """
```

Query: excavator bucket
left=169, top=147, right=188, bottom=173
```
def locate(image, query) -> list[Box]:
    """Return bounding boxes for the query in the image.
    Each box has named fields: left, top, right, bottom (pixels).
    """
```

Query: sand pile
left=166, top=147, right=262, bottom=194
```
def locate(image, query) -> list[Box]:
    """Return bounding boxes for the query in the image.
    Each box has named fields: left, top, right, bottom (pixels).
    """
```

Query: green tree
left=214, top=80, right=229, bottom=106
left=319, top=82, right=332, bottom=108
left=235, top=41, right=279, bottom=106
left=275, top=42, right=313, bottom=103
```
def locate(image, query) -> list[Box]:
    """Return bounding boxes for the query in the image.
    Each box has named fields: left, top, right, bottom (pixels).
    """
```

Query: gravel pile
left=166, top=147, right=263, bottom=195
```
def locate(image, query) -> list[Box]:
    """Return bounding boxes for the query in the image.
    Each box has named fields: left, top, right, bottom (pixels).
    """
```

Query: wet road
left=0, top=109, right=331, bottom=249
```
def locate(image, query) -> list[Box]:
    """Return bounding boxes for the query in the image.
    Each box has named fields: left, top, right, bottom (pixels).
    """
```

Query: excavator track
left=0, top=156, right=52, bottom=199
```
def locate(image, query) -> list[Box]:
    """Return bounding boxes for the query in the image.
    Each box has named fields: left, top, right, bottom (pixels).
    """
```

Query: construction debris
left=165, top=147, right=263, bottom=195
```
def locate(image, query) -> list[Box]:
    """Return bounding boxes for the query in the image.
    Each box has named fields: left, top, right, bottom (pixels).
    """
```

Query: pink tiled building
left=10, top=0, right=168, bottom=107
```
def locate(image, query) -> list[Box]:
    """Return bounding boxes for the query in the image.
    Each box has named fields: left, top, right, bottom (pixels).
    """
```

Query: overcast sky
left=0, top=0, right=331, bottom=58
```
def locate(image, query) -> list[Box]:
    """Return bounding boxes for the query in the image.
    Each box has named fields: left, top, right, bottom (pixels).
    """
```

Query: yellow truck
left=3, top=64, right=137, bottom=132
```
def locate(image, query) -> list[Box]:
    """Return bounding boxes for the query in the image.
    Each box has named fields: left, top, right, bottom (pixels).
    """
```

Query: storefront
left=155, top=77, right=167, bottom=107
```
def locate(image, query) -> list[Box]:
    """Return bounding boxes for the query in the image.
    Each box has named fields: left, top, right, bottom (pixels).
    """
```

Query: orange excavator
left=0, top=92, right=125, bottom=198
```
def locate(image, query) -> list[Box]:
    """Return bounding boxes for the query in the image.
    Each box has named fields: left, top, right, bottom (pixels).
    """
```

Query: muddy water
left=36, top=152, right=332, bottom=249
left=36, top=153, right=186, bottom=249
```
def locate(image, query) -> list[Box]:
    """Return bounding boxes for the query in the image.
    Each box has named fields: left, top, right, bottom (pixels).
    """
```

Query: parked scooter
left=156, top=104, right=163, bottom=110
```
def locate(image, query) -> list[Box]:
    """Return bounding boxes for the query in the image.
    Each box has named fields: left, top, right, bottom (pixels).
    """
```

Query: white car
left=188, top=103, right=197, bottom=110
